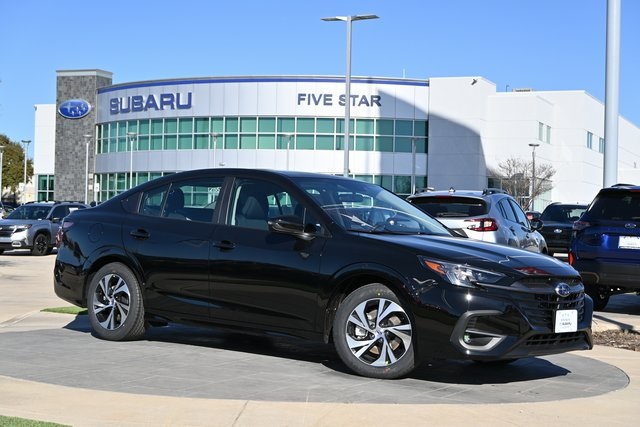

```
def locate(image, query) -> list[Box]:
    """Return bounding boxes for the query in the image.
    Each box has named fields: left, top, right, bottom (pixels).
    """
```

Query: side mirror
left=268, top=215, right=317, bottom=241
left=529, top=218, right=543, bottom=231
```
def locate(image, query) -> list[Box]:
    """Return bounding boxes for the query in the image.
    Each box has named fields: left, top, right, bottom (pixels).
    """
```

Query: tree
left=0, top=134, right=34, bottom=201
left=488, top=157, right=555, bottom=210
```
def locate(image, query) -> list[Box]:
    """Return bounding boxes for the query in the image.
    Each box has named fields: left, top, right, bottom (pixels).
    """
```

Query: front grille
left=0, top=227, right=14, bottom=237
left=514, top=291, right=586, bottom=329
left=490, top=277, right=586, bottom=330
left=525, top=332, right=588, bottom=348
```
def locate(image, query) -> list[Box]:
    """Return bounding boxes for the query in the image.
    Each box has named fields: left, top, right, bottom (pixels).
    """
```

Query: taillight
left=568, top=251, right=575, bottom=265
left=573, top=220, right=590, bottom=231
left=465, top=218, right=498, bottom=232
left=56, top=219, right=74, bottom=247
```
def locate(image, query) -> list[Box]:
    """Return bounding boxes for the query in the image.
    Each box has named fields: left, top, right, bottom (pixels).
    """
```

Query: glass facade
left=94, top=116, right=429, bottom=201
left=37, top=175, right=55, bottom=201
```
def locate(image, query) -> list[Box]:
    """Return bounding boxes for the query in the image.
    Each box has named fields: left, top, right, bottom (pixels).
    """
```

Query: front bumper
left=415, top=278, right=593, bottom=361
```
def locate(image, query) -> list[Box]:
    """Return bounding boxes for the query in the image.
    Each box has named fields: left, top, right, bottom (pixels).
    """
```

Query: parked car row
left=0, top=201, right=87, bottom=255
left=53, top=169, right=593, bottom=379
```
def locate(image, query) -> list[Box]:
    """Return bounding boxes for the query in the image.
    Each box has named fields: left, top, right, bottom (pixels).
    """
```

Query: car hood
left=0, top=219, right=43, bottom=227
left=362, top=233, right=578, bottom=277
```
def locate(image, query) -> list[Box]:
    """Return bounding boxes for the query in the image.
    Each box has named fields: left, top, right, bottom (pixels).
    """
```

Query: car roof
left=598, top=185, right=640, bottom=194
left=408, top=188, right=508, bottom=201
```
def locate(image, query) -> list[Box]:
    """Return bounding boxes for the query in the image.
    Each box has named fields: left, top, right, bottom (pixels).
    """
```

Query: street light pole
left=322, top=14, right=379, bottom=177
left=126, top=132, right=138, bottom=189
left=210, top=132, right=220, bottom=168
left=284, top=133, right=294, bottom=170
left=411, top=137, right=419, bottom=195
left=21, top=139, right=31, bottom=204
left=83, top=134, right=92, bottom=204
left=529, top=143, right=540, bottom=210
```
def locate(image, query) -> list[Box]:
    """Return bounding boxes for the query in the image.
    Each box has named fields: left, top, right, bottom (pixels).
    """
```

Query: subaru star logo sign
left=555, top=282, right=571, bottom=298
left=58, top=99, right=91, bottom=119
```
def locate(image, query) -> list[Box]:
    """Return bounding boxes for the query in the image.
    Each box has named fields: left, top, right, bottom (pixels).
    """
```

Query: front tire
left=586, top=285, right=610, bottom=311
left=87, top=262, right=146, bottom=341
left=333, top=283, right=416, bottom=379
left=31, top=233, right=50, bottom=256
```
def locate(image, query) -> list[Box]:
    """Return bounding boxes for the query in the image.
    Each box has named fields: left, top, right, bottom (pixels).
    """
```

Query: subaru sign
left=59, top=99, right=91, bottom=119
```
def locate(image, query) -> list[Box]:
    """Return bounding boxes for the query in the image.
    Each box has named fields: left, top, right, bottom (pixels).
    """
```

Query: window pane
left=395, top=120, right=413, bottom=136
left=211, top=118, right=223, bottom=133
left=178, top=118, right=193, bottom=133
left=376, top=136, right=393, bottom=152
left=278, top=118, right=295, bottom=132
left=395, top=137, right=413, bottom=153
left=394, top=176, right=411, bottom=194
left=258, top=117, right=275, bottom=132
left=356, top=136, right=374, bottom=151
left=240, top=117, right=256, bottom=132
left=316, top=135, right=334, bottom=150
left=297, top=118, right=314, bottom=133
left=139, top=120, right=150, bottom=135
left=165, top=135, right=177, bottom=150
left=356, top=119, right=374, bottom=134
left=414, top=137, right=427, bottom=153
left=336, top=118, right=355, bottom=133
left=150, top=136, right=163, bottom=150
left=297, top=135, right=314, bottom=150
left=164, top=119, right=177, bottom=134
left=178, top=135, right=193, bottom=150
left=138, top=136, right=150, bottom=151
left=226, top=118, right=238, bottom=132
left=127, top=121, right=138, bottom=135
left=151, top=119, right=163, bottom=134
left=414, top=120, right=427, bottom=137
left=336, top=136, right=354, bottom=150
left=240, top=135, right=257, bottom=149
left=317, top=118, right=334, bottom=133
left=195, top=118, right=209, bottom=133
left=225, top=135, right=238, bottom=149
left=195, top=135, right=208, bottom=149
left=377, top=120, right=394, bottom=135
left=276, top=134, right=291, bottom=149
left=258, top=134, right=275, bottom=149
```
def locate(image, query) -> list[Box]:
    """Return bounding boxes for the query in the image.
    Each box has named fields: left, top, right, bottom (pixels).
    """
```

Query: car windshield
left=6, top=205, right=49, bottom=220
left=297, top=178, right=452, bottom=235
left=410, top=196, right=488, bottom=218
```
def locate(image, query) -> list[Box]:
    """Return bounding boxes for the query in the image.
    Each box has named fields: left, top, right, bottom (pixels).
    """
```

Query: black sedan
left=54, top=169, right=592, bottom=379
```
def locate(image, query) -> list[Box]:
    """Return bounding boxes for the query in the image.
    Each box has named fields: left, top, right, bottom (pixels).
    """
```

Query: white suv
left=0, top=201, right=87, bottom=255
left=408, top=188, right=548, bottom=253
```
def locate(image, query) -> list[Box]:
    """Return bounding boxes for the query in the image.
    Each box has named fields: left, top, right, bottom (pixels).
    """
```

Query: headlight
left=419, top=257, right=505, bottom=288
left=13, top=224, right=32, bottom=233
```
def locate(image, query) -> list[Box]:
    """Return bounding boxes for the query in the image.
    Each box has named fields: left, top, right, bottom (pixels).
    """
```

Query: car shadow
left=63, top=314, right=571, bottom=384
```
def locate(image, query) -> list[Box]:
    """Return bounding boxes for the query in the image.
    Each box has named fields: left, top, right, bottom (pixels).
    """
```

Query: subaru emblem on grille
left=553, top=228, right=562, bottom=234
left=625, top=223, right=636, bottom=229
left=555, top=283, right=571, bottom=297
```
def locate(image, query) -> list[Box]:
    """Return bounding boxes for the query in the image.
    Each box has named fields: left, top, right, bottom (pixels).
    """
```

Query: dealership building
left=32, top=69, right=640, bottom=209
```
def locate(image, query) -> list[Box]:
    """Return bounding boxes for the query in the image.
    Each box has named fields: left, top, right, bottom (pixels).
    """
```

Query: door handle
left=130, top=229, right=150, bottom=239
left=214, top=240, right=236, bottom=250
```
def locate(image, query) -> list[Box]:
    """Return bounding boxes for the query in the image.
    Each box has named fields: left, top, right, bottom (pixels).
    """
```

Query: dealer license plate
left=619, top=236, right=640, bottom=249
left=554, top=309, right=578, bottom=333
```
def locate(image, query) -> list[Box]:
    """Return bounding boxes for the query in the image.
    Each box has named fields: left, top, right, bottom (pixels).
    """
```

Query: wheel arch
left=81, top=248, right=146, bottom=307
left=321, top=263, right=413, bottom=344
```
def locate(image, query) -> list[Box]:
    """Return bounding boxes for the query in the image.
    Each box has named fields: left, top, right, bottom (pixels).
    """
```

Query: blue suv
left=569, top=185, right=640, bottom=310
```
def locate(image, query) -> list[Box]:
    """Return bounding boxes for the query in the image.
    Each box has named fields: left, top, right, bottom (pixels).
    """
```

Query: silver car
left=408, top=188, right=548, bottom=253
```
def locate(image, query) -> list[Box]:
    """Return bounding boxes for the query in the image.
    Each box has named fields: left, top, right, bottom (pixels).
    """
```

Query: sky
left=1, top=0, right=638, bottom=158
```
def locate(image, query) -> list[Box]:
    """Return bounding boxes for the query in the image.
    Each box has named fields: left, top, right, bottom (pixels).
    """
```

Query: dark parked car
left=54, top=169, right=592, bottom=379
left=539, top=203, right=588, bottom=256
left=570, top=185, right=640, bottom=310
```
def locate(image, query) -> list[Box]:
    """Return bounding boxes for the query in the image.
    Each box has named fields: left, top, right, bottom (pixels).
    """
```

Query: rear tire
left=333, top=283, right=416, bottom=379
left=586, top=285, right=610, bottom=311
left=87, top=262, right=146, bottom=341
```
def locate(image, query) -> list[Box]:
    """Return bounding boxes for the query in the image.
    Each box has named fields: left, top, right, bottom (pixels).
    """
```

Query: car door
left=506, top=198, right=539, bottom=252
left=121, top=176, right=224, bottom=320
left=209, top=176, right=327, bottom=332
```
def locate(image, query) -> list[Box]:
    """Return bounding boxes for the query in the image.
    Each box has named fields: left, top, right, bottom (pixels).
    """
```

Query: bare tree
left=488, top=157, right=555, bottom=210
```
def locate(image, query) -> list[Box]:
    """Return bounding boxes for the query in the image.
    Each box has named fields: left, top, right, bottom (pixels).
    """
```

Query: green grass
left=41, top=306, right=87, bottom=315
left=0, top=415, right=69, bottom=426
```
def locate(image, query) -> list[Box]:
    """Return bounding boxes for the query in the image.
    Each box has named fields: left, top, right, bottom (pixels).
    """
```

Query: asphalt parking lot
left=1, top=250, right=639, bottom=426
